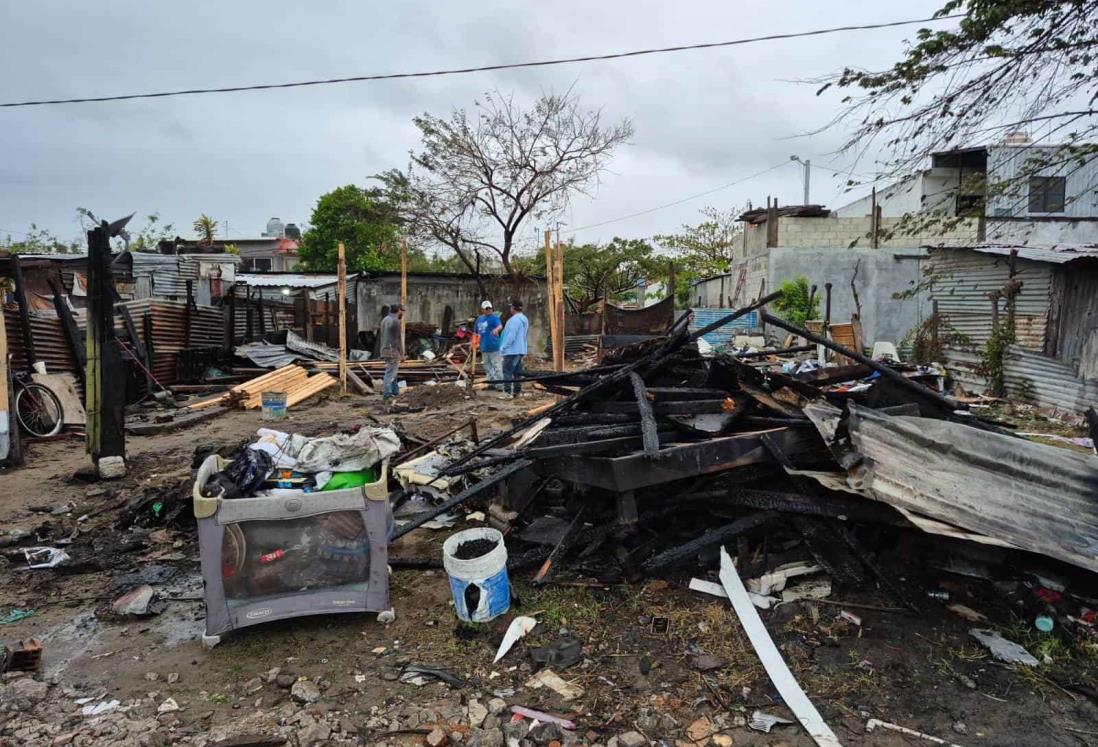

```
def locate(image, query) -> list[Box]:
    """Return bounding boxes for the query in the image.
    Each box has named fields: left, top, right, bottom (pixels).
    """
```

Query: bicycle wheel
left=15, top=383, right=64, bottom=438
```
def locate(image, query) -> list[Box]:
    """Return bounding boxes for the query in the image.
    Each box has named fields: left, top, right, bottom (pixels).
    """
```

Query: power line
left=0, top=15, right=962, bottom=109
left=567, top=160, right=792, bottom=236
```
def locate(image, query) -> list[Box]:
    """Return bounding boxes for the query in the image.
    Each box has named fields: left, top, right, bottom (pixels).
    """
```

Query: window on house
left=1028, top=176, right=1066, bottom=213
left=243, top=257, right=272, bottom=271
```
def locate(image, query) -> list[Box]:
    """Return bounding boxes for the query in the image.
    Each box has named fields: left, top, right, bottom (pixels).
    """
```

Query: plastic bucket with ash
left=442, top=527, right=510, bottom=622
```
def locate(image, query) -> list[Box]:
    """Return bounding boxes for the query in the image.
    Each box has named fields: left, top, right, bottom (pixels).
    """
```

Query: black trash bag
left=204, top=448, right=274, bottom=499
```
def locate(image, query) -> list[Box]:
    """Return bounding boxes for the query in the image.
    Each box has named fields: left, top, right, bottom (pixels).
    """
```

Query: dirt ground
left=1, top=386, right=1097, bottom=747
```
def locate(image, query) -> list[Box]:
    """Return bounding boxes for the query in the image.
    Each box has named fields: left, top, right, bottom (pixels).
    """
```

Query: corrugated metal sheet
left=943, top=344, right=1098, bottom=414
left=237, top=273, right=338, bottom=289
left=925, top=248, right=1052, bottom=349
left=4, top=308, right=78, bottom=375
left=689, top=308, right=761, bottom=350
left=842, top=403, right=1098, bottom=573
left=129, top=254, right=193, bottom=299
left=969, top=243, right=1098, bottom=264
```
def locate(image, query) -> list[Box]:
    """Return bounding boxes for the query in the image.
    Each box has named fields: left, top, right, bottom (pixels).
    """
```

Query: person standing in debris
left=499, top=299, right=529, bottom=399
left=379, top=303, right=405, bottom=400
left=475, top=300, right=504, bottom=391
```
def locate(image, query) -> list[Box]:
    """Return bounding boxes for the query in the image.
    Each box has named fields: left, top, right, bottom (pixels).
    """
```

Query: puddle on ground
left=39, top=611, right=101, bottom=678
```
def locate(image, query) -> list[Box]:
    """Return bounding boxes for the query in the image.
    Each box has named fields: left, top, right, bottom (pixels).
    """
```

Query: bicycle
left=11, top=365, right=64, bottom=438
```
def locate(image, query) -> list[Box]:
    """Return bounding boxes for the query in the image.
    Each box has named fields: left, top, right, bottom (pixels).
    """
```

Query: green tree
left=193, top=214, right=218, bottom=245
left=1, top=224, right=82, bottom=254
left=298, top=185, right=404, bottom=272
left=654, top=206, right=742, bottom=277
left=516, top=237, right=657, bottom=309
left=772, top=277, right=820, bottom=328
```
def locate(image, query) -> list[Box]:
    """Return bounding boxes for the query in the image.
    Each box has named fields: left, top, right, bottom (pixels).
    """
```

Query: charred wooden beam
left=532, top=505, right=587, bottom=586
left=550, top=413, right=638, bottom=427
left=535, top=428, right=815, bottom=492
left=443, top=294, right=782, bottom=472
left=590, top=399, right=729, bottom=415
left=641, top=511, right=777, bottom=571
left=683, top=487, right=903, bottom=524
left=630, top=372, right=660, bottom=457
left=47, top=274, right=85, bottom=384
left=391, top=458, right=532, bottom=540
left=762, top=312, right=960, bottom=411
left=734, top=344, right=815, bottom=359
left=10, top=256, right=37, bottom=371
left=643, top=387, right=733, bottom=401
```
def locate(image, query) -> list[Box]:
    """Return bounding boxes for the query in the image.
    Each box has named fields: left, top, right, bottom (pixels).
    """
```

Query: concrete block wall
left=744, top=215, right=981, bottom=252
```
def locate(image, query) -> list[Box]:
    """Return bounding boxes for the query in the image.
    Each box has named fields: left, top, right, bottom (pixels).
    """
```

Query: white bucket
left=442, top=527, right=510, bottom=623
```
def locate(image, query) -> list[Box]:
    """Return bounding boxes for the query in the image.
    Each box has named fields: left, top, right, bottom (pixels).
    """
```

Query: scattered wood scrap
left=183, top=364, right=337, bottom=412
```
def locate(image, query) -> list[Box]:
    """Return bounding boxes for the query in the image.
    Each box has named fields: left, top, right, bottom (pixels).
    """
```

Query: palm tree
left=193, top=214, right=219, bottom=245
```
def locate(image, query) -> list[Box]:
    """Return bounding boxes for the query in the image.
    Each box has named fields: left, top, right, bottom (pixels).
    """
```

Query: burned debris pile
left=397, top=296, right=1098, bottom=612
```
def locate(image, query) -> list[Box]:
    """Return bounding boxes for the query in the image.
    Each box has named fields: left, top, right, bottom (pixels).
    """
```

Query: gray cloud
left=0, top=0, right=944, bottom=247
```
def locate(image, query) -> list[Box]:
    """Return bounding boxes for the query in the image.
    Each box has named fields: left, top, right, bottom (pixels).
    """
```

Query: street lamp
left=790, top=155, right=811, bottom=205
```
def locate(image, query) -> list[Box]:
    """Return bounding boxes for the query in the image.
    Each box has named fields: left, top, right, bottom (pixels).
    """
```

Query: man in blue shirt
left=498, top=299, right=529, bottom=399
left=474, top=300, right=503, bottom=391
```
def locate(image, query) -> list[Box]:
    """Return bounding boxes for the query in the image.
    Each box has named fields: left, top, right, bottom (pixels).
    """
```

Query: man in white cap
left=474, top=300, right=504, bottom=391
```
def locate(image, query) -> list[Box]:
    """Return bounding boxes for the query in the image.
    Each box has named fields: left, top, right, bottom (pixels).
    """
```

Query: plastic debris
left=969, top=628, right=1039, bottom=666
left=747, top=562, right=822, bottom=595
left=495, top=616, right=538, bottom=663
left=19, top=546, right=70, bottom=569
left=749, top=710, right=795, bottom=733
left=399, top=664, right=465, bottom=688
left=719, top=549, right=841, bottom=747
left=110, top=585, right=164, bottom=617
left=529, top=637, right=583, bottom=670
left=524, top=669, right=584, bottom=701
left=509, top=705, right=576, bottom=730
left=866, top=718, right=968, bottom=746
left=81, top=699, right=121, bottom=717
left=0, top=609, right=34, bottom=625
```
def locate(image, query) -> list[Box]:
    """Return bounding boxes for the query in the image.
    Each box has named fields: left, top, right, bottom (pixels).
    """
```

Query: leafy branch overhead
left=387, top=89, right=633, bottom=275
left=826, top=0, right=1098, bottom=187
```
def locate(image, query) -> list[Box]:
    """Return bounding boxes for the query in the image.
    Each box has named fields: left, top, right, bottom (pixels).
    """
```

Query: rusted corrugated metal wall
left=943, top=343, right=1098, bottom=414
left=3, top=308, right=78, bottom=373
left=5, top=300, right=227, bottom=385
left=925, top=248, right=1052, bottom=349
left=1051, top=262, right=1098, bottom=377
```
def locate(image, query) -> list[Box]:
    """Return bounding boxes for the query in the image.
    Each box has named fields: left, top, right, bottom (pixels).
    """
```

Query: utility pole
left=790, top=155, right=811, bottom=205
left=337, top=241, right=347, bottom=394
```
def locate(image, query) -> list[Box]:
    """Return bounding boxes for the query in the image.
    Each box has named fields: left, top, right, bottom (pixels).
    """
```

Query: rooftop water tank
left=264, top=217, right=285, bottom=238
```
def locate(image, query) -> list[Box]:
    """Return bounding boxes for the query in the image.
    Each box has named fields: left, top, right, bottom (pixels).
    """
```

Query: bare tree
left=823, top=0, right=1098, bottom=198
left=391, top=89, right=633, bottom=276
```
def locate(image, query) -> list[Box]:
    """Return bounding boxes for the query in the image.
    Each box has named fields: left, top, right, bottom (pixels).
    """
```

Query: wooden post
left=0, top=306, right=11, bottom=463
left=304, top=290, right=314, bottom=342
left=10, top=256, right=38, bottom=372
left=554, top=241, right=565, bottom=373
left=667, top=260, right=676, bottom=305
left=324, top=292, right=333, bottom=347
left=337, top=242, right=348, bottom=394
left=544, top=230, right=559, bottom=368
left=225, top=284, right=236, bottom=352
left=870, top=187, right=879, bottom=249
left=85, top=220, right=126, bottom=463
left=184, top=279, right=194, bottom=346
left=400, top=237, right=409, bottom=349
left=48, top=274, right=86, bottom=385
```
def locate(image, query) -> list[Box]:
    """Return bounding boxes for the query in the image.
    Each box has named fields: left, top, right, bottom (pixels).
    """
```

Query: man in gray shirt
left=378, top=304, right=405, bottom=400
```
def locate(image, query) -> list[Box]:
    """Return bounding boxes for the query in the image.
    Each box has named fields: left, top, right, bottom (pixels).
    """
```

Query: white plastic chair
left=871, top=341, right=899, bottom=361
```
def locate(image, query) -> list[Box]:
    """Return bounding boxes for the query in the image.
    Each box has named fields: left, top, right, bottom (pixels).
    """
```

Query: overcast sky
left=0, top=0, right=950, bottom=251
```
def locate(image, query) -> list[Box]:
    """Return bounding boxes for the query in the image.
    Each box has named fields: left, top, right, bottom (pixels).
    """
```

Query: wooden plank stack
left=183, top=364, right=337, bottom=411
